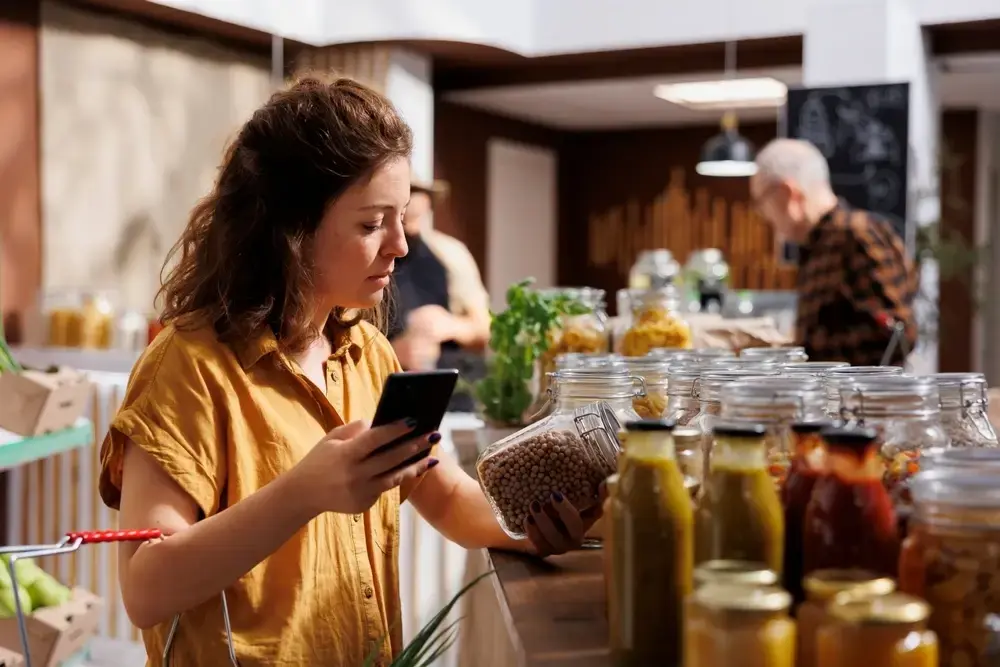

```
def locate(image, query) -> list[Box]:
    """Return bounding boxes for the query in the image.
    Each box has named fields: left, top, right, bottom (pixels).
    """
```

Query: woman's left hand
left=524, top=491, right=603, bottom=557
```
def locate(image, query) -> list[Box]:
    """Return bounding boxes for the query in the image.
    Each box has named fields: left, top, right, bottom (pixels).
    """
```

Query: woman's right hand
left=294, top=419, right=439, bottom=515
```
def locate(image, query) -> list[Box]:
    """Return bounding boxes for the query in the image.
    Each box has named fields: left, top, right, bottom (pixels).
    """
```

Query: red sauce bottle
left=781, top=421, right=830, bottom=605
left=803, top=425, right=899, bottom=578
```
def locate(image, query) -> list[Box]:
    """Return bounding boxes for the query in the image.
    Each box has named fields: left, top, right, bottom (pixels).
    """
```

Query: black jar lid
left=791, top=421, right=832, bottom=434
left=820, top=425, right=879, bottom=447
left=712, top=422, right=767, bottom=438
left=624, top=419, right=677, bottom=432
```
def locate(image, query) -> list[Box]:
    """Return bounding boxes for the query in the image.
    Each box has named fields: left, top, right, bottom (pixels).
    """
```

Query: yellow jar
left=621, top=286, right=692, bottom=356
left=798, top=570, right=896, bottom=667
left=685, top=583, right=795, bottom=667
left=817, top=593, right=938, bottom=667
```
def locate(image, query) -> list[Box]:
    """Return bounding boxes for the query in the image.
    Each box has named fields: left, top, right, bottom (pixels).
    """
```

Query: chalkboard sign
left=784, top=82, right=910, bottom=239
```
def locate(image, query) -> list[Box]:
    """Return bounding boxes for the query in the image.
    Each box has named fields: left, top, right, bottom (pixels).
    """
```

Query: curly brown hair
left=158, top=74, right=413, bottom=353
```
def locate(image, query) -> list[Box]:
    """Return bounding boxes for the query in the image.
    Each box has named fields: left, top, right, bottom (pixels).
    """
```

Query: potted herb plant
left=472, top=279, right=587, bottom=450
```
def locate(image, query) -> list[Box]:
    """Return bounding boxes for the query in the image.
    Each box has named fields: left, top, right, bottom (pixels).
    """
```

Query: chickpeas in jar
left=901, top=470, right=1000, bottom=667
left=620, top=286, right=692, bottom=357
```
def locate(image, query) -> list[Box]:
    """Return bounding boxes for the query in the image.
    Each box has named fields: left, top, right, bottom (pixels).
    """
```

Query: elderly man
left=749, top=138, right=918, bottom=366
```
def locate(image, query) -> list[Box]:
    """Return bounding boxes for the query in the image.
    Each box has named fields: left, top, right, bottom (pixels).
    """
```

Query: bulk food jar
left=665, top=364, right=704, bottom=427
left=740, top=345, right=809, bottom=363
left=824, top=365, right=904, bottom=418
left=929, top=372, right=998, bottom=448
left=693, top=369, right=781, bottom=473
left=476, top=398, right=624, bottom=539
left=781, top=361, right=849, bottom=378
left=684, top=583, right=795, bottom=667
left=839, top=376, right=947, bottom=507
left=620, top=285, right=692, bottom=356
left=666, top=348, right=735, bottom=363
left=901, top=469, right=1000, bottom=667
left=621, top=356, right=671, bottom=419
left=817, top=593, right=938, bottom=667
left=718, top=376, right=827, bottom=485
left=538, top=287, right=611, bottom=391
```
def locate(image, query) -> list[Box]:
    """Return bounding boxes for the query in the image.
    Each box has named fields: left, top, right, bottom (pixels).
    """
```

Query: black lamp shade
left=695, top=129, right=758, bottom=177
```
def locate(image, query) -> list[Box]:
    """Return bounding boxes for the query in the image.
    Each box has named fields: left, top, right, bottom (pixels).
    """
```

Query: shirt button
left=363, top=585, right=374, bottom=599
left=353, top=514, right=362, bottom=523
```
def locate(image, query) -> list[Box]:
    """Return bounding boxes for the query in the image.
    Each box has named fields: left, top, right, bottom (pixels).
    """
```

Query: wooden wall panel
left=0, top=0, right=41, bottom=344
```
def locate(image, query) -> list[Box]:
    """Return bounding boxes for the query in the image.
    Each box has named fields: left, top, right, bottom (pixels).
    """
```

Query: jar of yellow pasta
left=622, top=356, right=671, bottom=419
left=539, top=288, right=611, bottom=395
left=621, top=286, right=692, bottom=357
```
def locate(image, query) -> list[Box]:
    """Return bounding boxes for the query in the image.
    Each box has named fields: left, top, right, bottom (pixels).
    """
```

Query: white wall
left=148, top=0, right=1000, bottom=55
left=486, top=139, right=557, bottom=312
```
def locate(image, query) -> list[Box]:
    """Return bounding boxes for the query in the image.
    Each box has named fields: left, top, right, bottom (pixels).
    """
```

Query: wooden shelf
left=0, top=420, right=93, bottom=470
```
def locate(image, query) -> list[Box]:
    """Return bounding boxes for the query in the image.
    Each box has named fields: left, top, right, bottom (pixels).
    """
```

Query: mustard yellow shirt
left=99, top=321, right=413, bottom=666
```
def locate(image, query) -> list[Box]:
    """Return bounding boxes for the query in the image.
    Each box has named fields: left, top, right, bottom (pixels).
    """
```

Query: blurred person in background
left=750, top=138, right=918, bottom=366
left=388, top=179, right=490, bottom=409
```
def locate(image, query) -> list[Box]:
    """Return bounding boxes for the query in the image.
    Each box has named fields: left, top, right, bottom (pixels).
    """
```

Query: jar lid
left=624, top=419, right=676, bottom=432
left=621, top=356, right=672, bottom=376
left=791, top=420, right=832, bottom=434
left=782, top=361, right=850, bottom=375
left=921, top=447, right=1000, bottom=471
left=693, top=583, right=791, bottom=612
left=669, top=349, right=735, bottom=363
left=696, top=369, right=782, bottom=401
left=804, top=569, right=896, bottom=602
left=827, top=365, right=905, bottom=376
left=838, top=376, right=940, bottom=416
left=740, top=346, right=807, bottom=360
left=827, top=592, right=929, bottom=625
left=647, top=347, right=688, bottom=359
left=712, top=421, right=767, bottom=438
left=910, top=469, right=1000, bottom=507
left=694, top=561, right=778, bottom=587
left=706, top=358, right=780, bottom=371
left=930, top=372, right=988, bottom=406
left=721, top=376, right=825, bottom=406
left=556, top=353, right=624, bottom=371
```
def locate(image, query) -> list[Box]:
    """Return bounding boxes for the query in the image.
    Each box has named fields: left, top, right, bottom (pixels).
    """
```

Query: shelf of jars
left=467, top=288, right=1000, bottom=667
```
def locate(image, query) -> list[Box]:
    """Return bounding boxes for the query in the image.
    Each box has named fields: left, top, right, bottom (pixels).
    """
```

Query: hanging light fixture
left=695, top=41, right=758, bottom=178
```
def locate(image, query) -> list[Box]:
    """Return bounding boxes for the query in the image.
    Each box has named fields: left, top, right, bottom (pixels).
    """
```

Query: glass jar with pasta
left=621, top=286, right=692, bottom=356
left=719, top=376, right=827, bottom=488
left=817, top=593, right=938, bottom=667
left=929, top=372, right=998, bottom=449
left=823, top=365, right=904, bottom=418
left=839, top=376, right=947, bottom=510
left=900, top=469, right=1000, bottom=667
left=538, top=288, right=611, bottom=393
left=621, top=356, right=671, bottom=419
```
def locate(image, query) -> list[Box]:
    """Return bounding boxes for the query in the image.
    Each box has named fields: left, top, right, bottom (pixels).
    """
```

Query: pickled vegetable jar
left=839, top=376, right=947, bottom=509
left=797, top=570, right=895, bottom=667
left=620, top=356, right=671, bottom=419
left=803, top=426, right=899, bottom=577
left=817, top=593, right=938, bottom=667
left=620, top=286, right=692, bottom=356
left=684, top=583, right=795, bottom=667
left=781, top=421, right=831, bottom=603
left=930, top=372, right=998, bottom=449
left=823, top=365, right=904, bottom=418
left=740, top=345, right=809, bottom=363
left=696, top=422, right=784, bottom=573
left=901, top=469, right=1000, bottom=667
left=609, top=419, right=693, bottom=667
left=718, top=376, right=826, bottom=488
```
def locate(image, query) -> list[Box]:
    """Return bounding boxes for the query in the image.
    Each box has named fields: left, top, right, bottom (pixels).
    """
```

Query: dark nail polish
left=530, top=501, right=542, bottom=513
left=427, top=458, right=439, bottom=469
left=552, top=491, right=564, bottom=503
left=428, top=432, right=442, bottom=444
left=404, top=417, right=418, bottom=428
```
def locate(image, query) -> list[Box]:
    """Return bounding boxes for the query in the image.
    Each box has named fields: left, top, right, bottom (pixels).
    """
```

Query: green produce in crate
left=28, top=575, right=71, bottom=608
left=0, top=584, right=32, bottom=618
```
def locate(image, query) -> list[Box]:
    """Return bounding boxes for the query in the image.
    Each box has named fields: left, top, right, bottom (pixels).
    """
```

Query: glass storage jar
left=476, top=398, right=624, bottom=539
left=798, top=570, right=896, bottom=667
left=674, top=425, right=704, bottom=497
left=839, top=376, right=947, bottom=508
left=781, top=361, right=850, bottom=378
left=817, top=593, right=938, bottom=667
left=538, top=287, right=611, bottom=393
left=706, top=357, right=779, bottom=372
left=900, top=470, right=1000, bottom=667
left=621, top=356, right=671, bottom=419
left=929, top=372, right=998, bottom=449
left=668, top=348, right=735, bottom=363
left=694, top=369, right=782, bottom=473
left=920, top=446, right=1000, bottom=473
left=620, top=285, right=693, bottom=356
left=665, top=364, right=704, bottom=427
left=718, top=376, right=827, bottom=485
left=824, top=365, right=904, bottom=417
left=684, top=583, right=795, bottom=667
left=740, top=346, right=809, bottom=363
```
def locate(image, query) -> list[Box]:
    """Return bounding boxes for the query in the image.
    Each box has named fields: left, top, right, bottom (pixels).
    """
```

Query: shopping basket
left=0, top=530, right=240, bottom=667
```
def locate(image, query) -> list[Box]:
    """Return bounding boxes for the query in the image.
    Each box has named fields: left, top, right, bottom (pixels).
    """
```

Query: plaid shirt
left=796, top=201, right=919, bottom=366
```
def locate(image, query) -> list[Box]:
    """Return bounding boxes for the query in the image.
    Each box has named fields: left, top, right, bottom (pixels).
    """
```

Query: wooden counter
left=482, top=548, right=610, bottom=667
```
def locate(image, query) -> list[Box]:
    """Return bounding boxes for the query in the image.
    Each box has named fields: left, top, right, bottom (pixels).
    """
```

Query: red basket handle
left=66, top=529, right=162, bottom=544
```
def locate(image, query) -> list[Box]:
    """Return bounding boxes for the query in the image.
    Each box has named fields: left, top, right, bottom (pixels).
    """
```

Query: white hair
left=754, top=138, right=832, bottom=194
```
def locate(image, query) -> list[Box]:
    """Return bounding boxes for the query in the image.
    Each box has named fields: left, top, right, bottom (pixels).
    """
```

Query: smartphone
left=368, top=369, right=459, bottom=464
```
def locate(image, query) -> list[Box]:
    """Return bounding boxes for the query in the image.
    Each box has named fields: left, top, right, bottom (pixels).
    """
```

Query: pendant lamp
left=695, top=111, right=758, bottom=177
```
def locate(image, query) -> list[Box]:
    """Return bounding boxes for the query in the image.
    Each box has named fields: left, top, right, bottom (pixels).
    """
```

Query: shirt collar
left=803, top=198, right=848, bottom=248
left=234, top=324, right=365, bottom=370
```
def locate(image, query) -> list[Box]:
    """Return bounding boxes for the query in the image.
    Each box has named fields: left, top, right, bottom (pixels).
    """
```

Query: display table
left=459, top=548, right=610, bottom=667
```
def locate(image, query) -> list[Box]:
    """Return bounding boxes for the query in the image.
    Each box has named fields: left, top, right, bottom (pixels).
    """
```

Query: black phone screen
left=368, top=370, right=459, bottom=463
